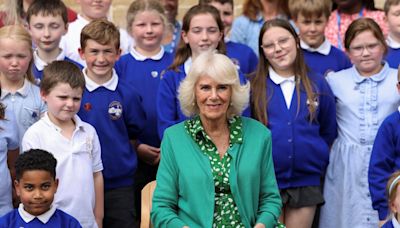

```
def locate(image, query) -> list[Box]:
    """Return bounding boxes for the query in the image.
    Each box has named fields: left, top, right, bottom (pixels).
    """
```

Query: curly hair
left=15, top=149, right=57, bottom=180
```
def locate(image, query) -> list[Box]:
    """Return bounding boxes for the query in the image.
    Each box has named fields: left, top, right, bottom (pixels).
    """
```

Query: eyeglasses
left=261, top=37, right=293, bottom=54
left=349, top=42, right=382, bottom=56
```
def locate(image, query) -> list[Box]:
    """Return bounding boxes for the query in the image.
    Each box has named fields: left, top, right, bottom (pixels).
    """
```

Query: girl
left=0, top=90, right=19, bottom=217
left=319, top=18, right=400, bottom=228
left=156, top=4, right=226, bottom=138
left=0, top=25, right=46, bottom=145
left=251, top=19, right=337, bottom=228
left=382, top=171, right=400, bottom=228
left=114, top=0, right=173, bottom=219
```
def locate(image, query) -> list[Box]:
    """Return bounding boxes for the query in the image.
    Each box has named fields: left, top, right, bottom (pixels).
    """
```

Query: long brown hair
left=250, top=19, right=317, bottom=125
left=243, top=0, right=289, bottom=21
left=169, top=4, right=226, bottom=71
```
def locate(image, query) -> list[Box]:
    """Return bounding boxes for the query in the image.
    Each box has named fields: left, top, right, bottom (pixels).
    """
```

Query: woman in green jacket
left=151, top=51, right=282, bottom=228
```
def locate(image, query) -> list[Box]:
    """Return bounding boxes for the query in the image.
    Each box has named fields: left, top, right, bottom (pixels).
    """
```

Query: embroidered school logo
left=108, top=101, right=123, bottom=120
left=151, top=71, right=158, bottom=78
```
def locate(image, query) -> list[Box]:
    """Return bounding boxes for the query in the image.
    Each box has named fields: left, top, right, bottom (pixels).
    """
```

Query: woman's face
left=390, top=184, right=400, bottom=221
left=347, top=30, right=385, bottom=77
left=195, top=75, right=231, bottom=124
left=182, top=13, right=223, bottom=59
left=261, top=26, right=297, bottom=76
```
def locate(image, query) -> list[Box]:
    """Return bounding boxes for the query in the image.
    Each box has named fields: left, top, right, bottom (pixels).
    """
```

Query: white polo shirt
left=22, top=113, right=103, bottom=228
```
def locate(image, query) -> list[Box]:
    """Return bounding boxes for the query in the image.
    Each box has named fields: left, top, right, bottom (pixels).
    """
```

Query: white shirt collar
left=387, top=35, right=400, bottom=49
left=43, top=112, right=85, bottom=133
left=18, top=203, right=56, bottom=224
left=130, top=46, right=165, bottom=61
left=184, top=58, right=192, bottom=75
left=33, top=49, right=66, bottom=71
left=83, top=68, right=118, bottom=92
left=269, top=67, right=295, bottom=84
left=393, top=217, right=400, bottom=228
left=0, top=79, right=31, bottom=99
left=300, top=39, right=331, bottom=55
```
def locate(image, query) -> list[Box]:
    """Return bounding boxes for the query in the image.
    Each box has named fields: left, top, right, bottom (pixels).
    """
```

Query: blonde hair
left=0, top=25, right=34, bottom=83
left=387, top=171, right=400, bottom=219
left=288, top=0, right=332, bottom=20
left=178, top=51, right=250, bottom=118
left=0, top=0, right=23, bottom=26
left=126, top=0, right=167, bottom=34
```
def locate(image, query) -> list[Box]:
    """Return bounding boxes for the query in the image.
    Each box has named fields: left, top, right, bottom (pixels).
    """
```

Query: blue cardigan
left=265, top=73, right=337, bottom=189
left=369, top=110, right=400, bottom=220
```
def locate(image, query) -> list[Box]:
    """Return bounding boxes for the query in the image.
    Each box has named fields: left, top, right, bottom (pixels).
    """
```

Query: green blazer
left=151, top=117, right=282, bottom=228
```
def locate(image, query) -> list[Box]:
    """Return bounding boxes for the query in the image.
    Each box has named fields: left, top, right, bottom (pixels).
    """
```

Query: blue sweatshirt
left=226, top=41, right=258, bottom=75
left=385, top=47, right=400, bottom=69
left=32, top=57, right=83, bottom=84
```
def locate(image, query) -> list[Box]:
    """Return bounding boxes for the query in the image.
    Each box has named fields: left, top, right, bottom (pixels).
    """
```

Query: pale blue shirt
left=0, top=80, right=47, bottom=146
left=0, top=108, right=19, bottom=216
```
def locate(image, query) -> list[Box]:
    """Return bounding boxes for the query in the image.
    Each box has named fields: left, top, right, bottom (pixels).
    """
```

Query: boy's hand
left=136, top=144, right=160, bottom=165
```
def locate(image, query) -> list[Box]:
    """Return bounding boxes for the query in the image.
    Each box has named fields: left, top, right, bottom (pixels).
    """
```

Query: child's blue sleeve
left=317, top=76, right=337, bottom=146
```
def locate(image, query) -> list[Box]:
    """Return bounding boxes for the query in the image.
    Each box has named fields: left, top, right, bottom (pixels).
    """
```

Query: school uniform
left=32, top=49, right=83, bottom=84
left=77, top=69, right=146, bottom=228
left=162, top=21, right=181, bottom=54
left=0, top=108, right=18, bottom=217
left=157, top=59, right=248, bottom=139
left=226, top=39, right=258, bottom=75
left=22, top=113, right=103, bottom=228
left=0, top=204, right=82, bottom=227
left=382, top=217, right=400, bottom=228
left=301, top=40, right=352, bottom=76
left=0, top=79, right=46, bottom=146
left=385, top=36, right=400, bottom=69
left=319, top=63, right=400, bottom=228
left=369, top=108, right=400, bottom=221
left=266, top=67, right=337, bottom=190
left=59, top=15, right=133, bottom=66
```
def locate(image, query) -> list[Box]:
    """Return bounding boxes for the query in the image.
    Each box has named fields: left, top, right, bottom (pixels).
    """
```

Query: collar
left=18, top=203, right=56, bottom=224
left=185, top=115, right=243, bottom=145
left=184, top=58, right=192, bottom=75
left=83, top=68, right=118, bottom=92
left=0, top=79, right=31, bottom=99
left=43, top=112, right=85, bottom=132
left=352, top=62, right=390, bottom=84
left=300, top=39, right=331, bottom=55
left=269, top=67, right=295, bottom=85
left=393, top=217, right=400, bottom=228
left=130, top=46, right=165, bottom=61
left=76, top=14, right=90, bottom=26
left=33, top=49, right=66, bottom=71
left=387, top=35, right=400, bottom=49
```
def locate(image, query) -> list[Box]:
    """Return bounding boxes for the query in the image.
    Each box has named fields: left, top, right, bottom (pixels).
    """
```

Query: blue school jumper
left=77, top=73, right=146, bottom=190
left=157, top=63, right=248, bottom=139
left=385, top=47, right=400, bottom=69
left=369, top=110, right=400, bottom=220
left=302, top=46, right=352, bottom=76
left=226, top=40, right=258, bottom=75
left=382, top=219, right=396, bottom=228
left=0, top=209, right=81, bottom=228
left=265, top=72, right=337, bottom=189
left=32, top=57, right=83, bottom=84
left=115, top=50, right=174, bottom=147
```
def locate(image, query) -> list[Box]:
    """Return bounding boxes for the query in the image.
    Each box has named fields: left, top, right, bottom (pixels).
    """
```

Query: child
left=250, top=18, right=337, bottom=228
left=0, top=91, right=19, bottom=217
left=289, top=0, right=352, bottom=76
left=368, top=65, right=400, bottom=227
left=0, top=25, right=46, bottom=146
left=22, top=61, right=104, bottom=228
left=0, top=149, right=82, bottom=227
left=325, top=0, right=388, bottom=50
left=381, top=171, right=400, bottom=228
left=114, top=0, right=173, bottom=220
left=319, top=18, right=400, bottom=228
left=200, top=0, right=258, bottom=75
left=160, top=0, right=181, bottom=53
left=77, top=19, right=145, bottom=228
left=27, top=0, right=83, bottom=83
left=157, top=4, right=246, bottom=138
left=60, top=0, right=132, bottom=66
left=384, top=0, right=400, bottom=69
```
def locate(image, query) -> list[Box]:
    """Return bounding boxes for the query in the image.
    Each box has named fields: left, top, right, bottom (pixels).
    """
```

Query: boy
left=77, top=19, right=146, bottom=228
left=0, top=149, right=81, bottom=227
left=27, top=0, right=82, bottom=83
left=289, top=0, right=352, bottom=76
left=22, top=61, right=104, bottom=228
left=200, top=0, right=258, bottom=75
left=384, top=0, right=400, bottom=68
left=369, top=66, right=400, bottom=227
left=60, top=0, right=132, bottom=66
